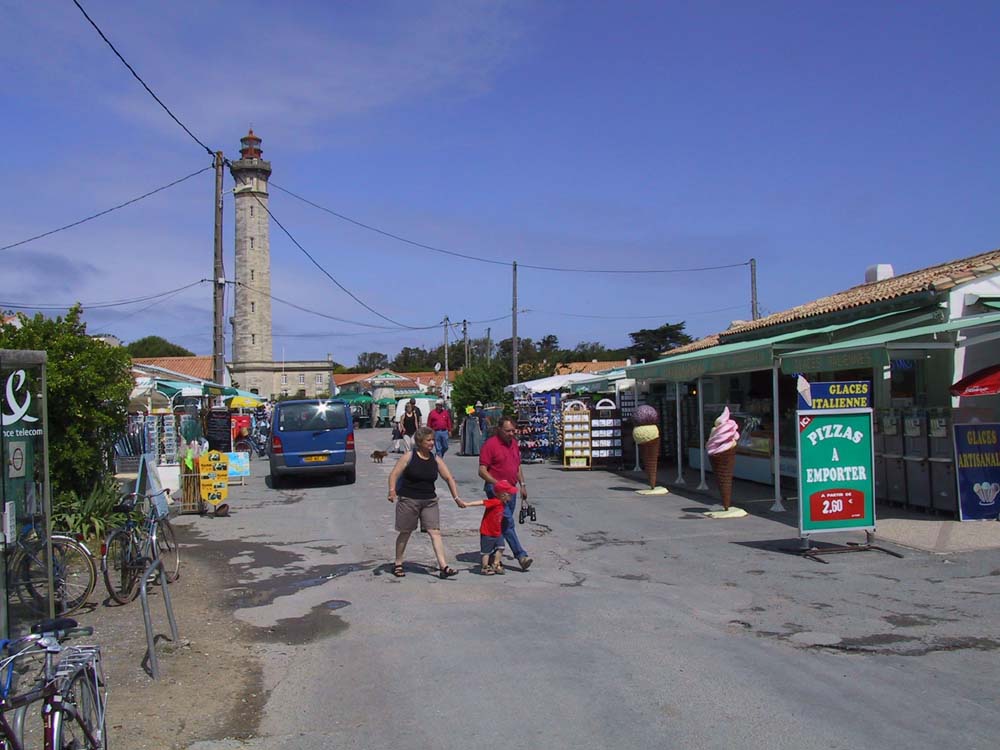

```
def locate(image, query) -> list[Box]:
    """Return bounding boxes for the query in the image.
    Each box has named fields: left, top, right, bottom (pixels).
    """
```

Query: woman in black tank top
left=387, top=426, right=463, bottom=578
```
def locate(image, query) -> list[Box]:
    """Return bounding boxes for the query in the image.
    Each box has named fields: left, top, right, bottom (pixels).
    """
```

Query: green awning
left=626, top=308, right=934, bottom=382
left=780, top=311, right=1000, bottom=374
left=981, top=297, right=1000, bottom=310
left=336, top=392, right=374, bottom=404
left=571, top=368, right=629, bottom=393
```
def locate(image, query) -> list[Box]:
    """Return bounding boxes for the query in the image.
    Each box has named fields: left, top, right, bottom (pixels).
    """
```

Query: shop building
left=622, top=248, right=1000, bottom=517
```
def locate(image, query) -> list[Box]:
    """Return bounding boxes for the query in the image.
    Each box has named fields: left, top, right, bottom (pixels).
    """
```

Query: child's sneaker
left=492, top=563, right=505, bottom=575
left=481, top=565, right=495, bottom=576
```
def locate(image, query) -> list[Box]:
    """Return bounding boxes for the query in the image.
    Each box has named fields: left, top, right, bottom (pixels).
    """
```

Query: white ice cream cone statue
left=632, top=405, right=668, bottom=495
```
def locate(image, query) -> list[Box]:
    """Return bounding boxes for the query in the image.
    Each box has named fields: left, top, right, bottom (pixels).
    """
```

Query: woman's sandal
left=392, top=564, right=406, bottom=577
left=481, top=566, right=495, bottom=576
left=439, top=566, right=459, bottom=579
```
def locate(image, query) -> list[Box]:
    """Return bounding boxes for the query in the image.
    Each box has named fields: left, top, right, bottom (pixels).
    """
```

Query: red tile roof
left=555, top=360, right=629, bottom=375
left=132, top=356, right=214, bottom=380
left=728, top=247, right=1000, bottom=335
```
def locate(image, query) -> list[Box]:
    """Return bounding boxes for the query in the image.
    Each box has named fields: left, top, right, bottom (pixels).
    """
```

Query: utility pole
left=486, top=327, right=491, bottom=362
left=443, top=315, right=450, bottom=401
left=512, top=261, right=518, bottom=384
left=212, top=151, right=226, bottom=386
left=750, top=257, right=760, bottom=320
left=462, top=319, right=469, bottom=368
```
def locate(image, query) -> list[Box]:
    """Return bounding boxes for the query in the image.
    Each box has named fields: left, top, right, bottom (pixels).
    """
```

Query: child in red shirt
left=461, top=480, right=516, bottom=575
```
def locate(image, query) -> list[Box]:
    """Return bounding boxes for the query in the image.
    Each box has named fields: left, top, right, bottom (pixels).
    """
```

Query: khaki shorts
left=395, top=495, right=440, bottom=532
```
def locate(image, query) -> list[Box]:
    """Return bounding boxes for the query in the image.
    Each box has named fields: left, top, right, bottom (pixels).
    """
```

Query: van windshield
left=278, top=403, right=348, bottom=432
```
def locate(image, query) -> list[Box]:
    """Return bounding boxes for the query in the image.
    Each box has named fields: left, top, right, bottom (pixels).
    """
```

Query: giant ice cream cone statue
left=705, top=407, right=746, bottom=517
left=633, top=405, right=668, bottom=495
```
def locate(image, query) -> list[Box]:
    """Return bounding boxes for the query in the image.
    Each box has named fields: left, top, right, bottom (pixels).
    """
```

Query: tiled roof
left=728, top=247, right=1000, bottom=335
left=662, top=336, right=720, bottom=356
left=555, top=360, right=629, bottom=375
left=132, top=356, right=213, bottom=380
left=332, top=369, right=455, bottom=389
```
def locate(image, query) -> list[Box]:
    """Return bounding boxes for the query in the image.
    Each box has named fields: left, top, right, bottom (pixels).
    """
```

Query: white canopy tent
left=503, top=373, right=595, bottom=394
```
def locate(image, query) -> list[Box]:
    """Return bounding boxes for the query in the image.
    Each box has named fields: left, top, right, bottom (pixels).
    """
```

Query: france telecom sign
left=797, top=408, right=876, bottom=535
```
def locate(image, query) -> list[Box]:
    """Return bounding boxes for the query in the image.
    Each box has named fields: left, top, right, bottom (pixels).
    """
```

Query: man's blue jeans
left=434, top=430, right=449, bottom=456
left=485, top=482, right=527, bottom=560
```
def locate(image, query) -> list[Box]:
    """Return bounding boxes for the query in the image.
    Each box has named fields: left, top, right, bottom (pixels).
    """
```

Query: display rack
left=618, top=389, right=636, bottom=421
left=514, top=396, right=546, bottom=463
left=562, top=400, right=592, bottom=469
left=590, top=398, right=623, bottom=468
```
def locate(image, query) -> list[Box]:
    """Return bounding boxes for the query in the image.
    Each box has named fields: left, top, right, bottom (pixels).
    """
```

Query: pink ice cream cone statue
left=632, top=405, right=667, bottom=495
left=706, top=407, right=740, bottom=510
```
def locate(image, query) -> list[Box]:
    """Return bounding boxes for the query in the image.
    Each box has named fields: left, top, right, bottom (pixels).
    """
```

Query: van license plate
left=303, top=455, right=328, bottom=463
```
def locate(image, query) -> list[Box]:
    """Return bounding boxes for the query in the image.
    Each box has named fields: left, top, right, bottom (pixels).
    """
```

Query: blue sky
left=3, top=1, right=999, bottom=365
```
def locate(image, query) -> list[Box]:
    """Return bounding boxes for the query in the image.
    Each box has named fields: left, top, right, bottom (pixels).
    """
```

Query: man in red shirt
left=478, top=416, right=532, bottom=570
left=427, top=399, right=453, bottom=456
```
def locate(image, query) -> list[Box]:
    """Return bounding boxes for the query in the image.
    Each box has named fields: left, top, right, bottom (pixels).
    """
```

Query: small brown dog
left=370, top=450, right=388, bottom=463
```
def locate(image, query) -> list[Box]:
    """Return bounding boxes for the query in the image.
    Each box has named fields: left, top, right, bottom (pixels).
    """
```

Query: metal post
left=512, top=261, right=518, bottom=384
left=750, top=258, right=760, bottom=321
left=675, top=381, right=685, bottom=485
left=770, top=361, right=786, bottom=512
left=697, top=377, right=708, bottom=490
left=632, top=380, right=641, bottom=471
left=40, top=365, right=55, bottom=619
left=486, top=327, right=491, bottom=362
left=463, top=320, right=469, bottom=368
left=443, top=316, right=449, bottom=401
left=213, top=152, right=226, bottom=386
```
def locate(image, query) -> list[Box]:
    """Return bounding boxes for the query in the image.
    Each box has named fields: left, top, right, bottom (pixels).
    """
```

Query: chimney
left=865, top=264, right=894, bottom=283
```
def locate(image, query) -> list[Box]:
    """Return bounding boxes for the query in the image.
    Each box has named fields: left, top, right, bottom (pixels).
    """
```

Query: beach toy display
left=706, top=407, right=740, bottom=509
left=632, top=405, right=666, bottom=494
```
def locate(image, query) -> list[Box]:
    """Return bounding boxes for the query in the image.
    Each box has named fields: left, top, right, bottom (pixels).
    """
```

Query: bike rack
left=139, top=558, right=180, bottom=680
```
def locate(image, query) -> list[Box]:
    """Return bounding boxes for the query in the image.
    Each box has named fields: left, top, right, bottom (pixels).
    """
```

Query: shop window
left=890, top=359, right=917, bottom=402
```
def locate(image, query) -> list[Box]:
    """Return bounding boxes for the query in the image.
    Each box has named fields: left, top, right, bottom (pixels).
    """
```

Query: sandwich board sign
left=199, top=450, right=229, bottom=506
left=796, top=408, right=876, bottom=535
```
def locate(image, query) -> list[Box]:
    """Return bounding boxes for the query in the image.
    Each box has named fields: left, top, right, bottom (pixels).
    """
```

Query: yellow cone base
left=636, top=486, right=670, bottom=496
left=704, top=506, right=747, bottom=519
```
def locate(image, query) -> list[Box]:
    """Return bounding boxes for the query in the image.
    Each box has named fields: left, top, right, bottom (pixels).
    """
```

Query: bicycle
left=5, top=519, right=96, bottom=618
left=100, top=488, right=180, bottom=605
left=0, top=616, right=107, bottom=749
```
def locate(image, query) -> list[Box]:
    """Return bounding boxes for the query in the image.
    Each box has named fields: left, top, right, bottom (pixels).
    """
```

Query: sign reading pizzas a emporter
left=797, top=409, right=876, bottom=535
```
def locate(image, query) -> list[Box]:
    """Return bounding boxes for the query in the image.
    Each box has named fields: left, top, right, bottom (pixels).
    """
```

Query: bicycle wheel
left=154, top=519, right=180, bottom=583
left=51, top=667, right=105, bottom=750
left=234, top=439, right=252, bottom=454
left=22, top=537, right=96, bottom=616
left=102, top=529, right=141, bottom=604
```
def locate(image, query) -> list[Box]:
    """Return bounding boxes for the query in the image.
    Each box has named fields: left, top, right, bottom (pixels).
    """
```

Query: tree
left=627, top=322, right=692, bottom=363
left=450, top=360, right=514, bottom=418
left=0, top=305, right=133, bottom=499
left=126, top=335, right=194, bottom=358
left=355, top=352, right=389, bottom=371
left=391, top=346, right=434, bottom=372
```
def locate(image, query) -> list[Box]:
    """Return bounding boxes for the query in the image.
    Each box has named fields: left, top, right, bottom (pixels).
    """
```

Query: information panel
left=797, top=409, right=875, bottom=534
left=199, top=450, right=229, bottom=506
left=953, top=423, right=1000, bottom=521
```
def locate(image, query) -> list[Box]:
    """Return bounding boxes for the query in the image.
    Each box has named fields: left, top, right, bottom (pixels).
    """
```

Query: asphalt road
left=186, top=427, right=1000, bottom=749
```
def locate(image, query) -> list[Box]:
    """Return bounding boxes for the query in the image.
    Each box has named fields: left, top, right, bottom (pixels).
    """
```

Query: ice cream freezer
left=903, top=410, right=932, bottom=510
left=928, top=408, right=957, bottom=516
left=880, top=411, right=907, bottom=504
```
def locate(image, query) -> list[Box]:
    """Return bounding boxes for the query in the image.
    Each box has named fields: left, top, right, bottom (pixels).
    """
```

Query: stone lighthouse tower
left=229, top=129, right=273, bottom=395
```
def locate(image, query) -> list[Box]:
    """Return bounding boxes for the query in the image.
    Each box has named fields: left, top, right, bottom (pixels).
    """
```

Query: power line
left=0, top=166, right=213, bottom=252
left=72, top=0, right=216, bottom=157
left=529, top=304, right=749, bottom=320
left=233, top=281, right=416, bottom=331
left=270, top=181, right=750, bottom=274
left=0, top=280, right=208, bottom=311
left=251, top=195, right=434, bottom=330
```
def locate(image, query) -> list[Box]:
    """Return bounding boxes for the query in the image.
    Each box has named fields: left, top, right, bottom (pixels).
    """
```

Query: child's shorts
left=480, top=534, right=504, bottom=555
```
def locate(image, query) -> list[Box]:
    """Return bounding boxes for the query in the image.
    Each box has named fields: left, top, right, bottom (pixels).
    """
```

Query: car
left=268, top=399, right=356, bottom=487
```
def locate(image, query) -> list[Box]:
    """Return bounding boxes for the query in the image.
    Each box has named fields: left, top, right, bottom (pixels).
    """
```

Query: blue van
left=268, top=399, right=356, bottom=487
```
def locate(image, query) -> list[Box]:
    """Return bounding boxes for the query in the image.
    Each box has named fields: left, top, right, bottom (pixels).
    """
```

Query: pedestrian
left=459, top=479, right=515, bottom=575
left=427, top=398, right=453, bottom=455
left=475, top=400, right=490, bottom=441
left=400, top=398, right=421, bottom=451
left=390, top=419, right=404, bottom=453
left=387, top=426, right=461, bottom=579
left=478, top=415, right=533, bottom=570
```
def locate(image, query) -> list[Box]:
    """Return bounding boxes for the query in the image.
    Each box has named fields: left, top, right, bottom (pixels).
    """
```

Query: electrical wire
left=72, top=0, right=216, bottom=157
left=0, top=280, right=208, bottom=311
left=232, top=281, right=411, bottom=331
left=0, top=166, right=213, bottom=252
left=251, top=195, right=437, bottom=330
left=270, top=181, right=750, bottom=274
left=529, top=304, right=749, bottom=320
